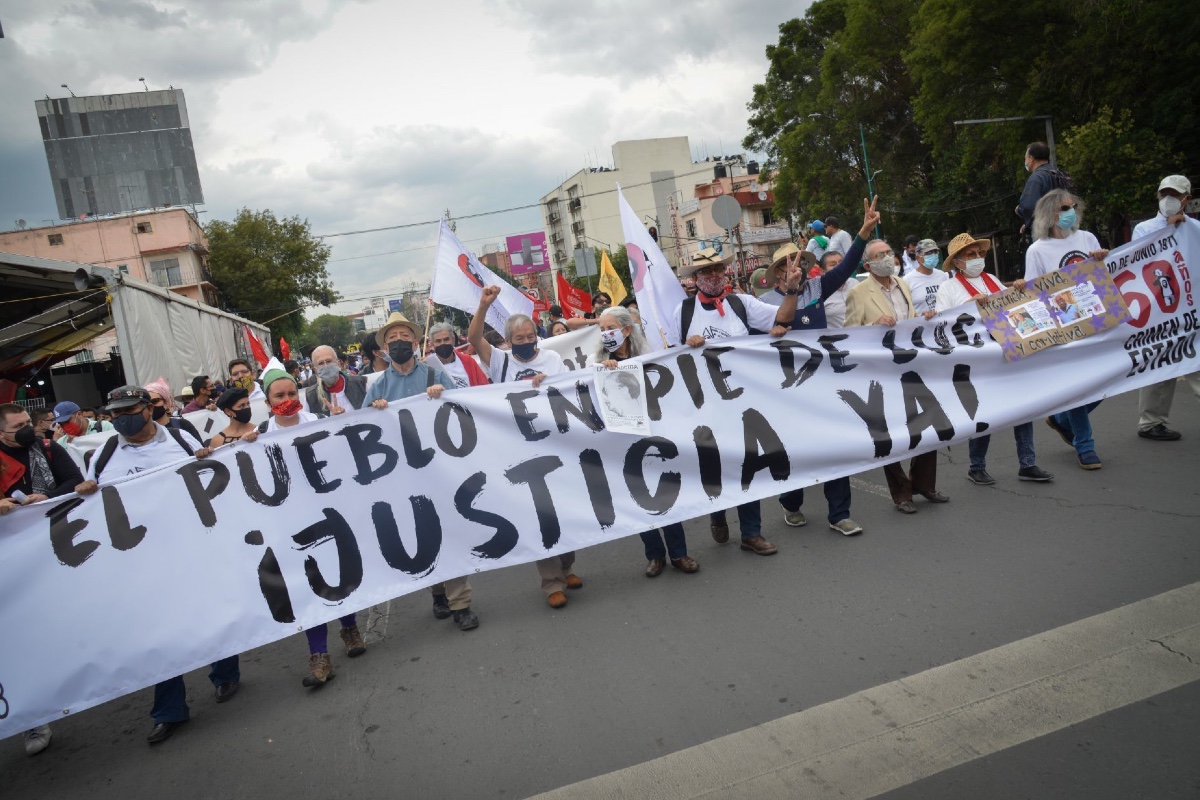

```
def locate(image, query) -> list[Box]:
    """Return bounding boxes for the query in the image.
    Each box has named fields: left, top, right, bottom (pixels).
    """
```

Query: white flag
left=430, top=220, right=533, bottom=332
left=617, top=185, right=687, bottom=350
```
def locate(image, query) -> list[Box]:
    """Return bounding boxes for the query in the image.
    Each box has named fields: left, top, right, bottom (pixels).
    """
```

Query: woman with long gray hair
left=1024, top=189, right=1110, bottom=470
left=596, top=307, right=700, bottom=576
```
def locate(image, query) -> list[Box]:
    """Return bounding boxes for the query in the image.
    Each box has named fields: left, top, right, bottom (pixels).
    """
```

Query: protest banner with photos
left=0, top=224, right=1196, bottom=737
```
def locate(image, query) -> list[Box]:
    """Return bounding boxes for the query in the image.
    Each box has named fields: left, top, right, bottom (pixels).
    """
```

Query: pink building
left=0, top=208, right=219, bottom=306
left=678, top=167, right=792, bottom=276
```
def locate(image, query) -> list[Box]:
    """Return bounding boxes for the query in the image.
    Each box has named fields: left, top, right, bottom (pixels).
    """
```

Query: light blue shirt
left=362, top=362, right=455, bottom=405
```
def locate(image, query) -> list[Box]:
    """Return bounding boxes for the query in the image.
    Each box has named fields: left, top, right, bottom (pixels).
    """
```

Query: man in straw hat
left=936, top=233, right=1055, bottom=485
left=364, top=312, right=481, bottom=631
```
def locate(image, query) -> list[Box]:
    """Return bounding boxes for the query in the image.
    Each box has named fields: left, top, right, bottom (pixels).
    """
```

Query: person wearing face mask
left=1130, top=175, right=1200, bottom=442
left=469, top=288, right=587, bottom=607
left=144, top=377, right=204, bottom=445
left=305, top=344, right=369, bottom=417
left=594, top=307, right=700, bottom=576
left=423, top=322, right=490, bottom=389
left=357, top=332, right=391, bottom=385
left=227, top=358, right=265, bottom=405
left=934, top=233, right=1056, bottom=485
left=207, top=387, right=260, bottom=447
left=74, top=387, right=237, bottom=745
left=902, top=239, right=949, bottom=315
left=1016, top=142, right=1059, bottom=237
left=845, top=239, right=950, bottom=513
left=1022, top=191, right=1111, bottom=470
left=51, top=400, right=114, bottom=458
left=182, top=375, right=216, bottom=413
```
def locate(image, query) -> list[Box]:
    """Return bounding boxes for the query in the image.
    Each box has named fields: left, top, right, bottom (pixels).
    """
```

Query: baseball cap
left=53, top=401, right=81, bottom=423
left=104, top=385, right=152, bottom=412
left=1158, top=175, right=1191, bottom=195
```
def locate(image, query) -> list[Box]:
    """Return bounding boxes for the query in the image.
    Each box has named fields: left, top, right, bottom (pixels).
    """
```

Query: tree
left=205, top=209, right=337, bottom=342
left=306, top=314, right=356, bottom=351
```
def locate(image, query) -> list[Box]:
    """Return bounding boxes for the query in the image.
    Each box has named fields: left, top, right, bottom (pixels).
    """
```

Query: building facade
left=679, top=164, right=791, bottom=278
left=0, top=208, right=218, bottom=306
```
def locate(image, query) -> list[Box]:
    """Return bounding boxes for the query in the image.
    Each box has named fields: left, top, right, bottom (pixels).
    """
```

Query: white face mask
left=600, top=328, right=626, bottom=353
left=868, top=255, right=896, bottom=277
left=962, top=257, right=986, bottom=278
left=1160, top=196, right=1183, bottom=217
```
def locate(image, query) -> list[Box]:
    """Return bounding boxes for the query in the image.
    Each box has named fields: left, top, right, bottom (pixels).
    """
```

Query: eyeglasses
left=150, top=398, right=166, bottom=406
left=1059, top=204, right=1077, bottom=212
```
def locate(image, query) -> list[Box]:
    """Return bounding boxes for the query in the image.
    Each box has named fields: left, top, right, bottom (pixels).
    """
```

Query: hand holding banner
left=431, top=220, right=533, bottom=332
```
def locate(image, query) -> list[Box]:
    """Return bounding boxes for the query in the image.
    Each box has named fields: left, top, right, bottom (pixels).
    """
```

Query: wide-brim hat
left=749, top=267, right=773, bottom=297
left=679, top=247, right=732, bottom=277
left=770, top=242, right=801, bottom=271
left=104, top=385, right=151, bottom=412
left=375, top=312, right=421, bottom=347
left=946, top=233, right=992, bottom=263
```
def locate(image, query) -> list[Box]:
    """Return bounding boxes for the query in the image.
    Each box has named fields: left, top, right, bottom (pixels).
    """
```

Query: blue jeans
left=151, top=655, right=240, bottom=723
left=304, top=613, right=359, bottom=654
left=1052, top=401, right=1102, bottom=455
left=710, top=501, right=761, bottom=540
left=640, top=522, right=688, bottom=560
left=778, top=477, right=852, bottom=524
left=968, top=421, right=1036, bottom=470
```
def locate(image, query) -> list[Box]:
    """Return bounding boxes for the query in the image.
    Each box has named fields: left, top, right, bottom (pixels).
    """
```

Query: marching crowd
left=2, top=150, right=1196, bottom=752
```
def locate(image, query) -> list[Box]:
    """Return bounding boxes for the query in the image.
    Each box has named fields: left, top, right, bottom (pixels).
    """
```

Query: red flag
left=279, top=337, right=291, bottom=361
left=245, top=325, right=270, bottom=367
left=555, top=273, right=593, bottom=318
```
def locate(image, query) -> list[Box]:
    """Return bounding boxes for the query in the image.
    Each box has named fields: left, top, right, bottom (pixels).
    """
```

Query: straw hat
left=946, top=233, right=992, bottom=263
left=679, top=247, right=732, bottom=277
left=375, top=311, right=421, bottom=347
left=770, top=242, right=801, bottom=271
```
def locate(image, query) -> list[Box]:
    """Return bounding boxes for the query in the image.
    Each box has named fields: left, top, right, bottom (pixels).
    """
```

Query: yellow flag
left=598, top=250, right=628, bottom=306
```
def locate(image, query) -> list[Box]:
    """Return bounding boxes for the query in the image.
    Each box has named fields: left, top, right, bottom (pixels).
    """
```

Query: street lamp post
left=953, top=115, right=1057, bottom=166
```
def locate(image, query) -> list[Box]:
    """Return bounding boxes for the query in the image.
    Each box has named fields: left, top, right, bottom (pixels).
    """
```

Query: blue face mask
left=511, top=342, right=537, bottom=361
left=922, top=254, right=940, bottom=270
left=1057, top=208, right=1077, bottom=230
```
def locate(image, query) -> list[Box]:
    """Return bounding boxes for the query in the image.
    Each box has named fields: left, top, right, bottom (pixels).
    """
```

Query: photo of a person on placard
left=1053, top=291, right=1080, bottom=323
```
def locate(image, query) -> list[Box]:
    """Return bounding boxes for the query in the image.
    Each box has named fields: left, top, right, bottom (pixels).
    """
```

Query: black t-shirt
left=0, top=440, right=84, bottom=498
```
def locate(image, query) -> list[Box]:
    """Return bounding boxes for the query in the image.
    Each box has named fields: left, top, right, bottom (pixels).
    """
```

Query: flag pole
left=422, top=297, right=434, bottom=350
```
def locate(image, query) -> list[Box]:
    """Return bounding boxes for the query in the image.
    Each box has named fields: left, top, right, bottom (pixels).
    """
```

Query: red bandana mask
left=270, top=398, right=304, bottom=418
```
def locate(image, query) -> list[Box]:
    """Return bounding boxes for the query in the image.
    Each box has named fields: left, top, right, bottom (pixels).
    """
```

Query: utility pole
left=443, top=208, right=456, bottom=233
left=860, top=124, right=881, bottom=239
left=953, top=115, right=1057, bottom=166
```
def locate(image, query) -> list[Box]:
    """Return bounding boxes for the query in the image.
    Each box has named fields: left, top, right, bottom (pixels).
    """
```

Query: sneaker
left=710, top=520, right=730, bottom=544
left=895, top=500, right=918, bottom=514
left=1078, top=451, right=1103, bottom=470
left=1045, top=417, right=1073, bottom=446
left=829, top=518, right=863, bottom=536
left=1138, top=424, right=1181, bottom=441
left=432, top=593, right=452, bottom=619
left=565, top=573, right=584, bottom=590
left=783, top=510, right=807, bottom=527
left=24, top=725, right=52, bottom=756
left=452, top=608, right=480, bottom=631
left=547, top=591, right=568, bottom=609
left=302, top=653, right=335, bottom=687
left=340, top=625, right=367, bottom=657
left=967, top=469, right=995, bottom=485
left=1017, top=465, right=1054, bottom=482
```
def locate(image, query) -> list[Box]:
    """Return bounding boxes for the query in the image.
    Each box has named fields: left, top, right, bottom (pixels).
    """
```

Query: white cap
left=1158, top=175, right=1191, bottom=195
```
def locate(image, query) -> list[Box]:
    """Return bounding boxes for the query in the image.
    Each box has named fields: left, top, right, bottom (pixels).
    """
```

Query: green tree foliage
left=563, top=247, right=631, bottom=295
left=205, top=209, right=337, bottom=342
left=305, top=313, right=356, bottom=351
left=746, top=0, right=1200, bottom=254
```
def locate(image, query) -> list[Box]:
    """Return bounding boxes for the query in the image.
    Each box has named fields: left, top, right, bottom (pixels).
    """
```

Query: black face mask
left=13, top=424, right=37, bottom=448
left=434, top=343, right=455, bottom=360
left=233, top=408, right=253, bottom=424
left=152, top=405, right=167, bottom=421
left=388, top=341, right=414, bottom=365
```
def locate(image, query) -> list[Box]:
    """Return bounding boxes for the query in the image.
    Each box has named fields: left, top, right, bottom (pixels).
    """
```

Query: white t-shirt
left=826, top=229, right=853, bottom=256
left=485, top=347, right=566, bottom=384
left=87, top=424, right=203, bottom=482
left=674, top=293, right=779, bottom=340
left=1131, top=213, right=1200, bottom=241
left=426, top=354, right=470, bottom=388
left=823, top=277, right=858, bottom=328
left=904, top=269, right=950, bottom=314
left=935, top=273, right=1005, bottom=312
left=805, top=238, right=826, bottom=261
left=1024, top=229, right=1102, bottom=280
left=900, top=252, right=921, bottom=276
left=266, top=410, right=320, bottom=433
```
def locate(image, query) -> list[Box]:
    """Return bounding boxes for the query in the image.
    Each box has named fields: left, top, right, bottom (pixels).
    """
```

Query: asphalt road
left=2, top=387, right=1198, bottom=799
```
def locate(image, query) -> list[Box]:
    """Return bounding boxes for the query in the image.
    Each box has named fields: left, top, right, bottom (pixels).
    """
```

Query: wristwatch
left=785, top=288, right=800, bottom=296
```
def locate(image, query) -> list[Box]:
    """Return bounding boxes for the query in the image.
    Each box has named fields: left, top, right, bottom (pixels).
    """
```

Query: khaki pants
left=429, top=576, right=472, bottom=611
left=883, top=451, right=938, bottom=504
left=1138, top=374, right=1200, bottom=430
left=535, top=552, right=576, bottom=596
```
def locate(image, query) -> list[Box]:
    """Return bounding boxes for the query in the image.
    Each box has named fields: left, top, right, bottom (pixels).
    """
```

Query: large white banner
left=1, top=225, right=1196, bottom=736
left=430, top=220, right=533, bottom=332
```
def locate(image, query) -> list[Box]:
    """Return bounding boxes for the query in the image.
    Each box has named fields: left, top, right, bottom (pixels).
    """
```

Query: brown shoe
left=671, top=556, right=700, bottom=573
left=711, top=520, right=730, bottom=544
left=302, top=653, right=335, bottom=688
left=340, top=625, right=367, bottom=658
left=547, top=591, right=568, bottom=609
left=565, top=573, right=584, bottom=590
left=739, top=536, right=778, bottom=555
left=645, top=558, right=666, bottom=577
left=896, top=500, right=918, bottom=514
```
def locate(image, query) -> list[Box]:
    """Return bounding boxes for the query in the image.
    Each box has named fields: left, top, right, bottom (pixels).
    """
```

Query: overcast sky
left=0, top=0, right=808, bottom=317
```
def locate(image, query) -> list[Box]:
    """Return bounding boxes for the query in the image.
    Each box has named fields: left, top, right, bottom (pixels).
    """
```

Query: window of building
left=149, top=257, right=182, bottom=287
left=135, top=222, right=153, bottom=234
left=762, top=208, right=775, bottom=226
left=685, top=219, right=697, bottom=238
left=116, top=264, right=129, bottom=274
left=47, top=233, right=64, bottom=246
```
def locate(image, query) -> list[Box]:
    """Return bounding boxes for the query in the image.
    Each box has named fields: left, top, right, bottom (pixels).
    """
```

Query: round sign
left=711, top=195, right=741, bottom=230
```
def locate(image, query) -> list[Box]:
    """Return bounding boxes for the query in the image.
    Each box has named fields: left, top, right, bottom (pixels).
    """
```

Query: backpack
left=679, top=294, right=759, bottom=340
left=91, top=427, right=195, bottom=481
left=1047, top=166, right=1076, bottom=194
